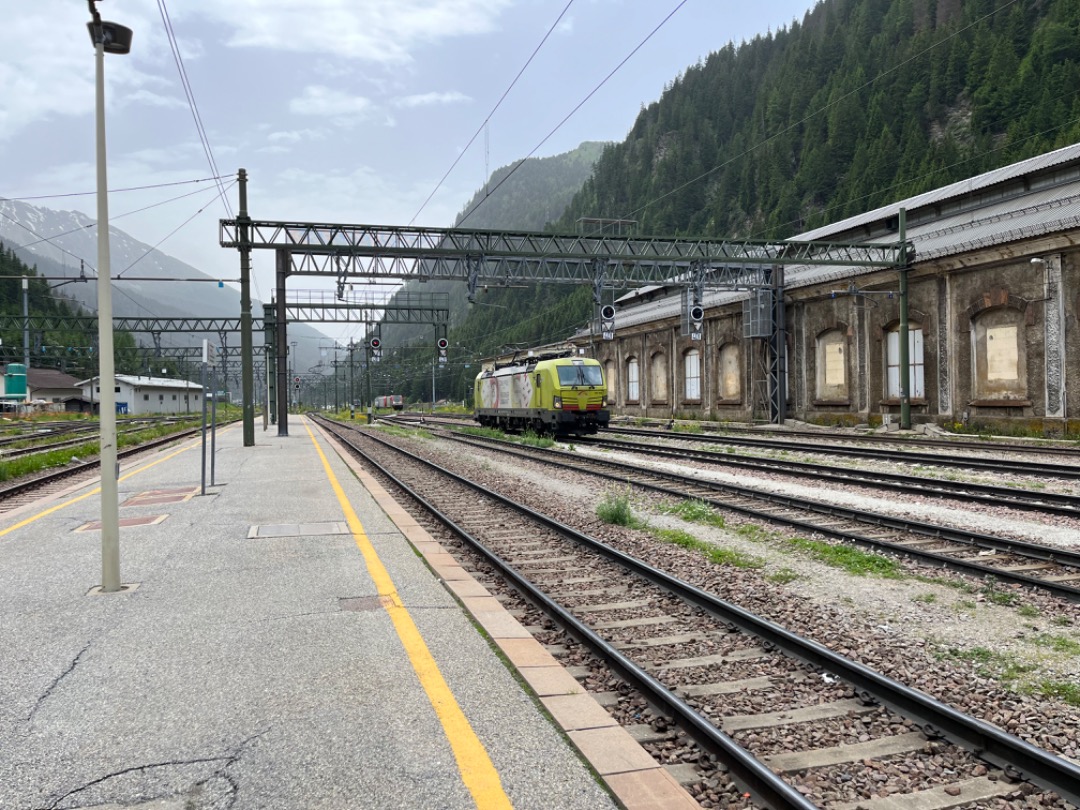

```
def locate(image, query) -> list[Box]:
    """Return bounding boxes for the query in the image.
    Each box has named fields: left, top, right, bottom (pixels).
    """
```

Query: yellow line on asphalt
left=0, top=433, right=206, bottom=539
left=304, top=420, right=513, bottom=810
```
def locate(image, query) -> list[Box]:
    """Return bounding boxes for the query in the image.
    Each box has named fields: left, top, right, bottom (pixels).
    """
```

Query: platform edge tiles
left=316, top=422, right=702, bottom=810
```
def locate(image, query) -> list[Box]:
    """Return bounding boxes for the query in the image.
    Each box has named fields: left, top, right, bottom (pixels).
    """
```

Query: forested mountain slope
left=561, top=0, right=1080, bottom=238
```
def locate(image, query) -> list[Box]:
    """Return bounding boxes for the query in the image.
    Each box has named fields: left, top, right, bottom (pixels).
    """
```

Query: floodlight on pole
left=87, top=0, right=132, bottom=594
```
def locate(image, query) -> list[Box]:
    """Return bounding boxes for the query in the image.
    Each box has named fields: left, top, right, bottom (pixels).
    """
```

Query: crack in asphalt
left=24, top=643, right=91, bottom=724
left=39, top=731, right=267, bottom=810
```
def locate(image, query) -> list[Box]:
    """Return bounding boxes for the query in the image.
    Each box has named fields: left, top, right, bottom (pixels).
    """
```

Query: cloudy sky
left=3, top=0, right=814, bottom=327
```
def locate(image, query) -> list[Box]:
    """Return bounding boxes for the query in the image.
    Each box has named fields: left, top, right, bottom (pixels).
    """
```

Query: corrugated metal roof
left=585, top=143, right=1080, bottom=336
left=795, top=141, right=1080, bottom=242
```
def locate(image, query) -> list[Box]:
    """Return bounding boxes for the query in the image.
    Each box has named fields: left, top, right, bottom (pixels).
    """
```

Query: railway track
left=434, top=429, right=1080, bottom=603
left=313, top=416, right=1080, bottom=808
left=573, top=435, right=1080, bottom=517
left=632, top=419, right=1080, bottom=458
left=604, top=426, right=1080, bottom=480
left=0, top=423, right=215, bottom=513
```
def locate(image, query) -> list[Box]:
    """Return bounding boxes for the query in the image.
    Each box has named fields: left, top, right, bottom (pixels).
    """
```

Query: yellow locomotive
left=474, top=352, right=609, bottom=435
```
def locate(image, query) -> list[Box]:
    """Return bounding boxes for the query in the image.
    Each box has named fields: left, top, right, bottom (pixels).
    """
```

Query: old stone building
left=587, top=142, right=1080, bottom=433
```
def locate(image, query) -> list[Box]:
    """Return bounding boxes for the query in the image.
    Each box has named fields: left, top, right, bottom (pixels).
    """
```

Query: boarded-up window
left=973, top=309, right=1026, bottom=400
left=816, top=329, right=848, bottom=401
left=719, top=344, right=740, bottom=400
left=986, top=326, right=1018, bottom=380
left=650, top=352, right=668, bottom=402
left=684, top=349, right=701, bottom=400
left=825, top=343, right=845, bottom=386
left=886, top=326, right=925, bottom=398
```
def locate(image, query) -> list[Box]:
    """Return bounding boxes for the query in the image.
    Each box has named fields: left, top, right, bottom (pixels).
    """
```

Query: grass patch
left=1016, top=605, right=1041, bottom=618
left=734, top=524, right=771, bottom=542
left=980, top=579, right=1018, bottom=606
left=785, top=537, right=905, bottom=578
left=767, top=568, right=799, bottom=584
left=656, top=499, right=726, bottom=529
left=596, top=490, right=647, bottom=529
left=1052, top=616, right=1074, bottom=627
left=458, top=426, right=508, bottom=440
left=456, top=425, right=554, bottom=448
left=939, top=646, right=1036, bottom=683
left=519, top=430, right=555, bottom=449
left=1033, top=680, right=1080, bottom=706
left=671, top=422, right=703, bottom=434
left=912, top=592, right=937, bottom=604
left=652, top=527, right=764, bottom=568
left=1032, top=634, right=1080, bottom=655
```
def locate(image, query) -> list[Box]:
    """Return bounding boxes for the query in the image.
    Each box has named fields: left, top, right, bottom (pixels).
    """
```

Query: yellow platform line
left=304, top=420, right=513, bottom=810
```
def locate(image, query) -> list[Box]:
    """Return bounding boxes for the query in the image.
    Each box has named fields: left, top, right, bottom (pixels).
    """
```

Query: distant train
left=474, top=353, right=609, bottom=435
left=373, top=394, right=404, bottom=410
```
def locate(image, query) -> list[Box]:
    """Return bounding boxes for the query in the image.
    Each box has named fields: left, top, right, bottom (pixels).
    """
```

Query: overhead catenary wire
left=3, top=179, right=233, bottom=256
left=456, top=0, right=690, bottom=228
left=1, top=175, right=231, bottom=204
left=156, top=0, right=234, bottom=220
left=408, top=0, right=576, bottom=227
left=118, top=179, right=238, bottom=277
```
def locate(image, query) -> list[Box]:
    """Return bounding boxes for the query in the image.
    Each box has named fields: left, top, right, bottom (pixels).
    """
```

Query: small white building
left=78, top=374, right=204, bottom=416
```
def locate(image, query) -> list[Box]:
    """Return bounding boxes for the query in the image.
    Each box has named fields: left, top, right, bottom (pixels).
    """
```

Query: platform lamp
left=87, top=0, right=132, bottom=594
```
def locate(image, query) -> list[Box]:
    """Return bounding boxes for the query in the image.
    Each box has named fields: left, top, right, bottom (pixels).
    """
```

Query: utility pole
left=898, top=208, right=911, bottom=431
left=237, top=168, right=255, bottom=446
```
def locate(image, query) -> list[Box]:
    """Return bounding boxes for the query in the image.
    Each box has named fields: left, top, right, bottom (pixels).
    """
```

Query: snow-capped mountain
left=0, top=198, right=327, bottom=367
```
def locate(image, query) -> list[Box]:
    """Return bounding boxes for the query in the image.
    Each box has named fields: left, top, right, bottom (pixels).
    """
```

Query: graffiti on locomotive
left=474, top=351, right=609, bottom=435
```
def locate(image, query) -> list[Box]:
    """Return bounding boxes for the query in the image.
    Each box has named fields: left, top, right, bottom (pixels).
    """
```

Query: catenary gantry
left=220, top=172, right=913, bottom=442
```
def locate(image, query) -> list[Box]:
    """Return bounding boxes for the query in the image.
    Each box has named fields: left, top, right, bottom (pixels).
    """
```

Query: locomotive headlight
left=553, top=396, right=562, bottom=408
left=602, top=396, right=608, bottom=407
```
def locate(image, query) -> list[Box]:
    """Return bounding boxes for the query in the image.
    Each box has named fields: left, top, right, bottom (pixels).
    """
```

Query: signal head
left=600, top=304, right=616, bottom=321
left=369, top=337, right=381, bottom=349
left=437, top=338, right=449, bottom=350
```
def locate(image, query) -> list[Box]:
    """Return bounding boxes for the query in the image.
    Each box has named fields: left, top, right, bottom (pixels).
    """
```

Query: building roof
left=595, top=142, right=1080, bottom=334
left=77, top=374, right=205, bottom=391
left=27, top=368, right=82, bottom=390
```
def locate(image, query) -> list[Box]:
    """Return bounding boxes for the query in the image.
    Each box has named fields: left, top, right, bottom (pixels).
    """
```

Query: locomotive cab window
left=557, top=365, right=603, bottom=386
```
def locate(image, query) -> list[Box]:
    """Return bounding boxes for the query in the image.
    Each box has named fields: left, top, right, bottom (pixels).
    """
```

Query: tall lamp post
left=87, top=1, right=132, bottom=594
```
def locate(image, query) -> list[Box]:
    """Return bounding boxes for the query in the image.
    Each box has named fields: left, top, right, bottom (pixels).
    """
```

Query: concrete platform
left=0, top=416, right=698, bottom=809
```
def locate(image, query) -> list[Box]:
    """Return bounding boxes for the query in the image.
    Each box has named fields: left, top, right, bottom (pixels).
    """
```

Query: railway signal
left=437, top=337, right=448, bottom=365
left=599, top=304, right=615, bottom=341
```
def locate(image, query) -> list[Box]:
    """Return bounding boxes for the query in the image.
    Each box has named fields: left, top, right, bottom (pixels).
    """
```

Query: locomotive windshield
left=557, top=364, right=603, bottom=387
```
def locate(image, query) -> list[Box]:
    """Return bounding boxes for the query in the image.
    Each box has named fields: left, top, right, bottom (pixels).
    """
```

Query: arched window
left=885, top=323, right=924, bottom=399
left=815, top=329, right=848, bottom=402
left=650, top=352, right=668, bottom=402
left=683, top=349, right=701, bottom=400
left=719, top=343, right=740, bottom=401
left=626, top=357, right=640, bottom=402
left=972, top=308, right=1027, bottom=401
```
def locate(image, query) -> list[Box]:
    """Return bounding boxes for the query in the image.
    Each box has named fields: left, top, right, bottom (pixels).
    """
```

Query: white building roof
left=77, top=375, right=205, bottom=391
